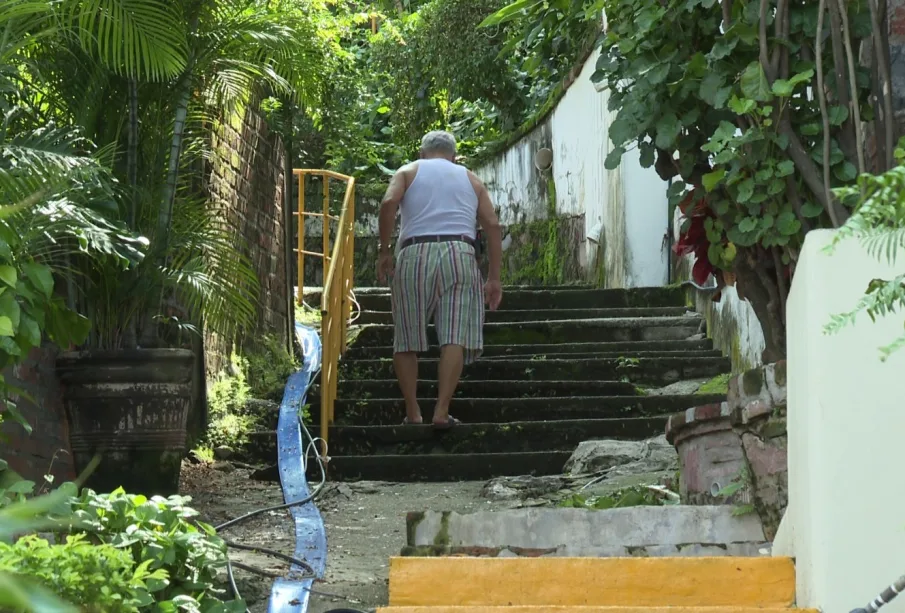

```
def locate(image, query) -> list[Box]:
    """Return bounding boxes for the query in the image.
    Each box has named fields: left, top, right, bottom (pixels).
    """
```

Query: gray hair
left=420, top=130, right=457, bottom=156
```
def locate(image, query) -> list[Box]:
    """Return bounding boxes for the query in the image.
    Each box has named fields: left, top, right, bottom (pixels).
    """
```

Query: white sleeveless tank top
left=399, top=159, right=478, bottom=243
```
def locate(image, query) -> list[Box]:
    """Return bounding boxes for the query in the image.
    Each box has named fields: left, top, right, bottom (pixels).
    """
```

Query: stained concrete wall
left=672, top=207, right=766, bottom=373
left=474, top=48, right=670, bottom=288
left=772, top=230, right=905, bottom=611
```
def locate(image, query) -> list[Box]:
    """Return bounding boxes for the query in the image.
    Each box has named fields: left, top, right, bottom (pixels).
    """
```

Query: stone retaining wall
left=206, top=104, right=291, bottom=373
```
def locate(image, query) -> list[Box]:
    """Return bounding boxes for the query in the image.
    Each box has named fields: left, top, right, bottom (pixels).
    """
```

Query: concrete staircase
left=377, top=556, right=818, bottom=612
left=316, top=285, right=730, bottom=481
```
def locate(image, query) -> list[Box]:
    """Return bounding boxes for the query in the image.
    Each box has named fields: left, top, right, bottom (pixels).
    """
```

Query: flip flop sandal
left=402, top=417, right=423, bottom=425
left=432, top=415, right=461, bottom=430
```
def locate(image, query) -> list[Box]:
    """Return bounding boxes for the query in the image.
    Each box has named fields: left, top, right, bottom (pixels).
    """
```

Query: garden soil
left=180, top=461, right=512, bottom=613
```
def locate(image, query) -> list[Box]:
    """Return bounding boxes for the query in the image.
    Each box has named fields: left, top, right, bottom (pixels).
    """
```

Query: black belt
left=399, top=234, right=475, bottom=249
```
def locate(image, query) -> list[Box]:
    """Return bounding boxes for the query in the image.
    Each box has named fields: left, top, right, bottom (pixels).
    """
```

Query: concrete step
left=356, top=306, right=693, bottom=325
left=350, top=316, right=703, bottom=347
left=404, top=506, right=768, bottom=558
left=385, top=557, right=798, bottom=608
left=340, top=285, right=686, bottom=312
left=477, top=350, right=722, bottom=361
left=330, top=394, right=727, bottom=426
left=251, top=417, right=666, bottom=461
left=340, top=356, right=730, bottom=385
left=323, top=451, right=572, bottom=481
left=331, top=417, right=665, bottom=456
left=344, top=339, right=715, bottom=359
left=335, top=379, right=639, bottom=400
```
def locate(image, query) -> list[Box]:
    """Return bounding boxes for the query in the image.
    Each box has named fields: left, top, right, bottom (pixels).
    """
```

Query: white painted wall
left=475, top=49, right=669, bottom=288
left=772, top=229, right=905, bottom=612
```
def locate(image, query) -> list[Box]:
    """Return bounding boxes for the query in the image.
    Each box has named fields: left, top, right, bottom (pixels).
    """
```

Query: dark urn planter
left=57, top=349, right=194, bottom=496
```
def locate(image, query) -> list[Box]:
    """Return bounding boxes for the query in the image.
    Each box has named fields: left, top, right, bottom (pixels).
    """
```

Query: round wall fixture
left=534, top=147, right=553, bottom=171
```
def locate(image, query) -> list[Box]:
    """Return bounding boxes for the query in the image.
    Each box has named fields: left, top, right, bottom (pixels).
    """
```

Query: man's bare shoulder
left=465, top=168, right=486, bottom=190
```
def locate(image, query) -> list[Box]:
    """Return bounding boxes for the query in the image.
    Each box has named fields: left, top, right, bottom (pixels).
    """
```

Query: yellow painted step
left=388, top=557, right=798, bottom=608
left=380, top=609, right=819, bottom=613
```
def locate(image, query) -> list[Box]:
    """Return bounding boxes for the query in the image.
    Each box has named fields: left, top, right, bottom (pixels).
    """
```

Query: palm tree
left=6, top=0, right=332, bottom=350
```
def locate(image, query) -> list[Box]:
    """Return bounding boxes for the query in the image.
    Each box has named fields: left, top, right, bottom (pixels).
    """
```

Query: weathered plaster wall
left=774, top=230, right=905, bottom=611
left=473, top=48, right=669, bottom=288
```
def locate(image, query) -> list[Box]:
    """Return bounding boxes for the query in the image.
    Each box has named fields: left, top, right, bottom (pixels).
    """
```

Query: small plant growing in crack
left=715, top=466, right=756, bottom=517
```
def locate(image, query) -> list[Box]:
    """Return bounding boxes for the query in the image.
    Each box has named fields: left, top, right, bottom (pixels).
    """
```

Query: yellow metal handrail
left=293, top=169, right=355, bottom=455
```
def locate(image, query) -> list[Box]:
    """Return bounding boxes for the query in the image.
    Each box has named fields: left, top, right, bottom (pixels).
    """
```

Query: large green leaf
left=479, top=0, right=543, bottom=27
left=655, top=112, right=681, bottom=149
left=740, top=61, right=772, bottom=102
left=0, top=571, right=78, bottom=613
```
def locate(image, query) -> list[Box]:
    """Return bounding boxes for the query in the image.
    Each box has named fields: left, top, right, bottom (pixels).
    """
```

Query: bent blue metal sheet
left=267, top=322, right=326, bottom=612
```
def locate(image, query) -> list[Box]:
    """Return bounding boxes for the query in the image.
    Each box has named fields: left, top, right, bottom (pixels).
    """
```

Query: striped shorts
left=391, top=241, right=484, bottom=364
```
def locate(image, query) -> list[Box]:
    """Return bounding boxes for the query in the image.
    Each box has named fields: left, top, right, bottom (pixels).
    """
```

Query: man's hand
left=484, top=278, right=502, bottom=311
left=377, top=250, right=394, bottom=285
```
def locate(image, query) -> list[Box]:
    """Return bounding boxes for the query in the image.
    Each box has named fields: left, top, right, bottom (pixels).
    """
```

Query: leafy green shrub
left=0, top=534, right=166, bottom=612
left=65, top=488, right=245, bottom=612
left=245, top=334, right=298, bottom=401
left=206, top=353, right=253, bottom=449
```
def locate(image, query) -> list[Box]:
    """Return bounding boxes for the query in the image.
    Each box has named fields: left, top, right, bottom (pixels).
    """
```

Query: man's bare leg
left=394, top=351, right=421, bottom=423
left=434, top=344, right=464, bottom=426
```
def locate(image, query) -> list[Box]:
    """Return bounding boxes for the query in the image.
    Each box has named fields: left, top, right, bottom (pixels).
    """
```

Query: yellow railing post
left=296, top=173, right=305, bottom=303
left=322, top=177, right=330, bottom=272
left=293, top=169, right=356, bottom=461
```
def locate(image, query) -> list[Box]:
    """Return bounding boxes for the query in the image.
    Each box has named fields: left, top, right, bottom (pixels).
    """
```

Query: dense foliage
left=290, top=0, right=593, bottom=188
left=488, top=0, right=893, bottom=362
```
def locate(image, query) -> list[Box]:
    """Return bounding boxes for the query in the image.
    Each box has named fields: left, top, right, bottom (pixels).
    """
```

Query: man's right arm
left=470, top=172, right=502, bottom=283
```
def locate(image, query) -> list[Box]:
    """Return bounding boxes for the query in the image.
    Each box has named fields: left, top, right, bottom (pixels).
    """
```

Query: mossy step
left=351, top=316, right=703, bottom=347
left=477, top=350, right=722, bottom=361
left=248, top=417, right=664, bottom=461
left=340, top=356, right=730, bottom=385
left=356, top=307, right=692, bottom=325
left=345, top=339, right=715, bottom=360
left=330, top=394, right=727, bottom=426
left=347, top=286, right=685, bottom=312
left=324, top=451, right=574, bottom=482
left=288, top=417, right=667, bottom=457
left=334, top=379, right=637, bottom=400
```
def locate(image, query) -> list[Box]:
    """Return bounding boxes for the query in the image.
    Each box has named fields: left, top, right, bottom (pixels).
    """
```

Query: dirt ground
left=180, top=461, right=513, bottom=613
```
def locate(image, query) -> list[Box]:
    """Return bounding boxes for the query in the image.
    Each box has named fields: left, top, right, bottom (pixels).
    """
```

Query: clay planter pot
left=57, top=349, right=194, bottom=496
left=729, top=361, right=788, bottom=540
left=665, top=402, right=750, bottom=506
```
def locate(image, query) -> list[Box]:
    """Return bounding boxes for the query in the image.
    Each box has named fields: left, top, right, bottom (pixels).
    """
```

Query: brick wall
left=0, top=344, right=75, bottom=483
left=206, top=104, right=291, bottom=373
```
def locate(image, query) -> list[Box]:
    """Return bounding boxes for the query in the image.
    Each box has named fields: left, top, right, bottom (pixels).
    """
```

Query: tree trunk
left=734, top=251, right=786, bottom=364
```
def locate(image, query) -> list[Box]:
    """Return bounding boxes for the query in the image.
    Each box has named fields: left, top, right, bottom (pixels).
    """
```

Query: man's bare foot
left=402, top=416, right=423, bottom=425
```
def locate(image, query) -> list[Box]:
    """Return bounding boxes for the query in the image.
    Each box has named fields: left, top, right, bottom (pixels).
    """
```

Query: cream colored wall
left=774, top=229, right=905, bottom=612
left=474, top=48, right=669, bottom=288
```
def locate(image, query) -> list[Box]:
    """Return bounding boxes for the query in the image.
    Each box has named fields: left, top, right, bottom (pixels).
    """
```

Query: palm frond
left=0, top=124, right=103, bottom=206
left=64, top=0, right=188, bottom=82
left=164, top=200, right=259, bottom=342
